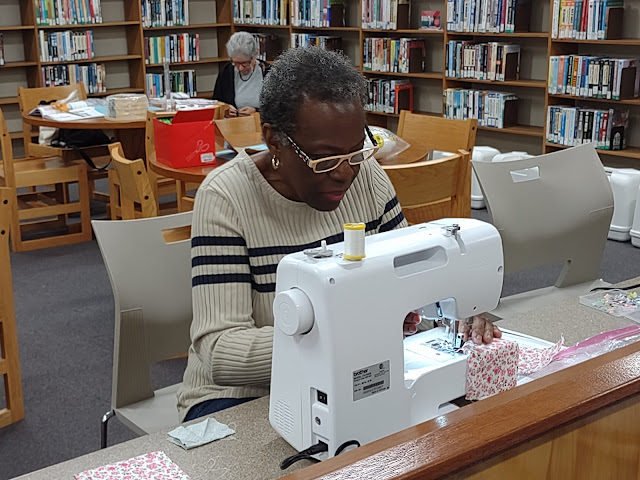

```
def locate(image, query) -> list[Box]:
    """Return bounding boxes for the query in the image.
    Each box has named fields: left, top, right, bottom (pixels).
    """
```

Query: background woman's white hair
left=226, top=32, right=258, bottom=59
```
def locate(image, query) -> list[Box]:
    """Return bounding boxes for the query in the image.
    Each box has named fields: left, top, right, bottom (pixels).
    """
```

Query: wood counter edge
left=281, top=340, right=640, bottom=480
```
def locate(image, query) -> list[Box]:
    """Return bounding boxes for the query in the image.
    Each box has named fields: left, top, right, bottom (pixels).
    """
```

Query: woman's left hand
left=403, top=311, right=421, bottom=337
left=460, top=315, right=502, bottom=345
left=238, top=106, right=257, bottom=116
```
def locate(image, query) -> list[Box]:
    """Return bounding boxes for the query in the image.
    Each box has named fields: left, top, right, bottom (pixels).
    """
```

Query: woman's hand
left=227, top=105, right=238, bottom=117
left=403, top=311, right=421, bottom=337
left=238, top=106, right=257, bottom=116
left=460, top=315, right=502, bottom=345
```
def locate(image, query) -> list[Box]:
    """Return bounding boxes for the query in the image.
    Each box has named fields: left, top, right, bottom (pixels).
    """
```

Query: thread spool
left=343, top=223, right=365, bottom=261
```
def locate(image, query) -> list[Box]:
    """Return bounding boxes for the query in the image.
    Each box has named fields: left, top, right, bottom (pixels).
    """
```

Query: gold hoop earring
left=271, top=155, right=280, bottom=170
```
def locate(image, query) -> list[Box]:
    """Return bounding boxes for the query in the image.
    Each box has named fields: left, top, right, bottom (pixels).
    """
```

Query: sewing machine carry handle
left=273, top=288, right=315, bottom=336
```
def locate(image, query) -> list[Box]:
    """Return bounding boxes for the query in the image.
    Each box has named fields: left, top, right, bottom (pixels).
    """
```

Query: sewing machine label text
left=353, top=360, right=390, bottom=401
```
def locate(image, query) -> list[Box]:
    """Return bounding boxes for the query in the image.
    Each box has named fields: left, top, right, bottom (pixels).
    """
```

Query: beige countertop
left=15, top=279, right=640, bottom=479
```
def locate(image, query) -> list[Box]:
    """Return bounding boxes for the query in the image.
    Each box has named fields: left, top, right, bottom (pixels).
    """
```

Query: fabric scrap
left=75, top=451, right=189, bottom=480
left=463, top=338, right=519, bottom=400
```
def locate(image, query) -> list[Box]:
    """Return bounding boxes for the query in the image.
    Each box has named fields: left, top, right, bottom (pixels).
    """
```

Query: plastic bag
left=523, top=325, right=640, bottom=382
left=365, top=126, right=410, bottom=163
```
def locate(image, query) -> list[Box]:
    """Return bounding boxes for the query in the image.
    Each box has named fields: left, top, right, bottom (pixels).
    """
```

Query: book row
left=290, top=34, right=342, bottom=51
left=40, top=63, right=106, bottom=93
left=290, top=0, right=333, bottom=27
left=35, top=0, right=103, bottom=25
left=0, top=35, right=4, bottom=67
left=38, top=30, right=94, bottom=63
left=142, top=0, right=190, bottom=28
left=446, top=41, right=520, bottom=81
left=365, top=79, right=413, bottom=114
left=551, top=0, right=622, bottom=39
left=145, top=70, right=197, bottom=98
left=361, top=0, right=409, bottom=30
left=446, top=0, right=530, bottom=33
left=144, top=34, right=200, bottom=65
left=546, top=105, right=629, bottom=150
left=443, top=88, right=518, bottom=128
left=548, top=56, right=640, bottom=100
left=233, top=0, right=288, bottom=25
left=363, top=38, right=426, bottom=74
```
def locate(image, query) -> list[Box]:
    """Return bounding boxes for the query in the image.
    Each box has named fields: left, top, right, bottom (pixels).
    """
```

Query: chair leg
left=101, top=410, right=115, bottom=449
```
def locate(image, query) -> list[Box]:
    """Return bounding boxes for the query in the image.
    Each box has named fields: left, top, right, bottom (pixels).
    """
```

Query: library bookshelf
left=1, top=0, right=638, bottom=166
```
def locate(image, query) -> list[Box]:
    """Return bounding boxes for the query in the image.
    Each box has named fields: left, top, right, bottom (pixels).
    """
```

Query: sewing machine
left=270, top=218, right=509, bottom=460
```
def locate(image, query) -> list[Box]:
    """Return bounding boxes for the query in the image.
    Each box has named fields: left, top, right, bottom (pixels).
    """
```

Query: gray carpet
left=1, top=208, right=639, bottom=479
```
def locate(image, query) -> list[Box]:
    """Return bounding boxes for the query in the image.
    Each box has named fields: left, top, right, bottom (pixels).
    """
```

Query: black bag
left=52, top=129, right=113, bottom=170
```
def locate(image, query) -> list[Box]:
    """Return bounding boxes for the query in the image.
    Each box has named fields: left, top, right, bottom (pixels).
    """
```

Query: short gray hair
left=260, top=47, right=367, bottom=142
left=226, top=32, right=258, bottom=59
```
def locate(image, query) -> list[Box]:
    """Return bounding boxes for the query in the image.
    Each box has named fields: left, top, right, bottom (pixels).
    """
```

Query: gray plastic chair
left=473, top=144, right=614, bottom=317
left=92, top=212, right=193, bottom=448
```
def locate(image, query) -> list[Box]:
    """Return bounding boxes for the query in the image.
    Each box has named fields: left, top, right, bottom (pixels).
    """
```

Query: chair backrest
left=395, top=112, right=478, bottom=164
left=215, top=112, right=262, bottom=150
left=0, top=108, right=16, bottom=186
left=0, top=187, right=24, bottom=427
left=18, top=83, right=88, bottom=156
left=17, top=83, right=88, bottom=115
left=108, top=142, right=158, bottom=219
left=382, top=150, right=471, bottom=224
left=472, top=143, right=614, bottom=288
left=92, top=212, right=193, bottom=408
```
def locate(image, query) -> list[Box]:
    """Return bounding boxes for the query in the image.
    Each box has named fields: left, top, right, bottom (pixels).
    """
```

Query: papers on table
left=29, top=100, right=105, bottom=122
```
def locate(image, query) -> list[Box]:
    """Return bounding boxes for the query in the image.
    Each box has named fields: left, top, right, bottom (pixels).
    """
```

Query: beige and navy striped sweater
left=177, top=150, right=407, bottom=420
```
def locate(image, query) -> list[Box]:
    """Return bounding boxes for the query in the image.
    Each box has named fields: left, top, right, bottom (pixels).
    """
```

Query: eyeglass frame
left=230, top=57, right=255, bottom=69
left=284, top=125, right=380, bottom=174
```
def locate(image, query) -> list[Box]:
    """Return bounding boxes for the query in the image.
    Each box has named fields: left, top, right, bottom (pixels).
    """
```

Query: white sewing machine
left=270, top=218, right=518, bottom=460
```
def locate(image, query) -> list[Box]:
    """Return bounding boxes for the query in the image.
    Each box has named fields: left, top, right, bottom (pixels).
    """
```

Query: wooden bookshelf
left=0, top=0, right=637, bottom=166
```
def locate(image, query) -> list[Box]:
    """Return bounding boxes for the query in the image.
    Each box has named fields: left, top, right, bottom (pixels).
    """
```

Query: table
left=147, top=151, right=228, bottom=184
left=21, top=114, right=146, bottom=161
left=14, top=279, right=640, bottom=479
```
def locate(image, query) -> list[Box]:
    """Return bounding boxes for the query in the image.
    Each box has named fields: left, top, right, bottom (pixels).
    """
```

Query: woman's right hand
left=227, top=105, right=238, bottom=117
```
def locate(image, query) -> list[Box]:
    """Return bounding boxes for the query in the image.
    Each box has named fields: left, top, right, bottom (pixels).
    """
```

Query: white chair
left=473, top=143, right=614, bottom=318
left=92, top=211, right=193, bottom=448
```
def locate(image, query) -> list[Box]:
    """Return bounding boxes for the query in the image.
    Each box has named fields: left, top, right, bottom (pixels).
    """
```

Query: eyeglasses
left=284, top=126, right=380, bottom=174
left=230, top=58, right=253, bottom=69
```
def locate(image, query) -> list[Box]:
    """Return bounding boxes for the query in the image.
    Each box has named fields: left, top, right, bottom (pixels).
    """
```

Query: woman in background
left=213, top=31, right=270, bottom=117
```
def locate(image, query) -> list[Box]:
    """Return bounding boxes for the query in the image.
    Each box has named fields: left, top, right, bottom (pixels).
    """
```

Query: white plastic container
left=631, top=183, right=640, bottom=248
left=471, top=146, right=501, bottom=209
left=605, top=167, right=640, bottom=242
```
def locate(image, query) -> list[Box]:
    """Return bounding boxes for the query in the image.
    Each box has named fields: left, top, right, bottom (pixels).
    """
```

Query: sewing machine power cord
left=591, top=282, right=640, bottom=292
left=280, top=439, right=362, bottom=469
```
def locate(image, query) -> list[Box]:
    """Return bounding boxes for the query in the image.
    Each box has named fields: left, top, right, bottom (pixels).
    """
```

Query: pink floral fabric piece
left=75, top=451, right=190, bottom=480
left=463, top=338, right=519, bottom=401
left=517, top=337, right=564, bottom=375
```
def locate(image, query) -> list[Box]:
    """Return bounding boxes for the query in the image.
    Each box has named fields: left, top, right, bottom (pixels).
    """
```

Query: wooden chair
left=0, top=108, right=91, bottom=251
left=17, top=83, right=110, bottom=203
left=108, top=142, right=158, bottom=220
left=0, top=188, right=24, bottom=428
left=215, top=112, right=262, bottom=151
left=390, top=112, right=478, bottom=165
left=382, top=150, right=472, bottom=225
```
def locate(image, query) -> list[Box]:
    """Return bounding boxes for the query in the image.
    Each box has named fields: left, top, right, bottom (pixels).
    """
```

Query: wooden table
left=21, top=114, right=146, bottom=160
left=14, top=279, right=640, bottom=479
left=147, top=150, right=233, bottom=184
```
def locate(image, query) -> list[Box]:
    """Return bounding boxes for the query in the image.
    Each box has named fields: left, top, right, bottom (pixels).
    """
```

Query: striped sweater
left=177, top=150, right=407, bottom=420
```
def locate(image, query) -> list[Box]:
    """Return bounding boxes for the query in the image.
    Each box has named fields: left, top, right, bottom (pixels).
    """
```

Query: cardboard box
left=153, top=109, right=217, bottom=169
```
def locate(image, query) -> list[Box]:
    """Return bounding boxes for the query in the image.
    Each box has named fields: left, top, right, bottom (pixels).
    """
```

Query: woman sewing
left=179, top=47, right=501, bottom=422
left=213, top=31, right=270, bottom=117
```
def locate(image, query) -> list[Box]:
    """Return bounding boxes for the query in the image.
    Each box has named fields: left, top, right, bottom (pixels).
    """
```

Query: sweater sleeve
left=190, top=185, right=273, bottom=387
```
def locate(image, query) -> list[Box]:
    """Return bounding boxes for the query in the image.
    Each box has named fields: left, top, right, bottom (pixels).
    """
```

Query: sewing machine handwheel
left=273, top=288, right=315, bottom=336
